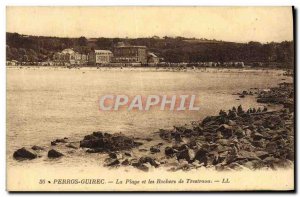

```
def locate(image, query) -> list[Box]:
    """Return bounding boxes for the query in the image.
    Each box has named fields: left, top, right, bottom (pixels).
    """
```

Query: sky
left=6, top=6, right=293, bottom=43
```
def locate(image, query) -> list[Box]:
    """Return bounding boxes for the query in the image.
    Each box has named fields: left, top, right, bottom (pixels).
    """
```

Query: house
left=147, top=52, right=160, bottom=64
left=6, top=60, right=18, bottom=66
left=53, top=48, right=87, bottom=65
left=112, top=43, right=147, bottom=64
left=88, top=50, right=113, bottom=65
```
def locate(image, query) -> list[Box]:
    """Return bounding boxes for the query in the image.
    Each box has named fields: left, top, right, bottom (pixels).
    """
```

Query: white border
left=1, top=0, right=298, bottom=196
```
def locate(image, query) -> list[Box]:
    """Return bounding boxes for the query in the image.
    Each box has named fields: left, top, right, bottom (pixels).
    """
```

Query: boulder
left=234, top=127, right=245, bottom=139
left=80, top=131, right=142, bottom=151
left=216, top=124, right=233, bottom=138
left=252, top=132, right=264, bottom=141
left=255, top=151, right=269, bottom=160
left=65, top=143, right=78, bottom=149
left=13, top=148, right=37, bottom=160
left=124, top=152, right=132, bottom=157
left=194, top=149, right=208, bottom=165
left=86, top=148, right=103, bottom=153
left=107, top=159, right=120, bottom=167
left=48, top=149, right=64, bottom=158
left=54, top=138, right=67, bottom=143
left=31, top=145, right=44, bottom=151
left=136, top=164, right=149, bottom=172
left=138, top=156, right=160, bottom=168
left=237, top=150, right=260, bottom=161
left=176, top=149, right=195, bottom=163
left=150, top=146, right=160, bottom=153
left=121, top=159, right=130, bottom=166
left=165, top=147, right=177, bottom=157
left=265, top=142, right=278, bottom=153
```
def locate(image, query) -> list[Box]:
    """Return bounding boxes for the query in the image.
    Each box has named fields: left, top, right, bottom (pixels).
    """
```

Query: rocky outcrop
left=31, top=145, right=44, bottom=151
left=13, top=148, right=37, bottom=160
left=48, top=149, right=64, bottom=158
left=158, top=104, right=294, bottom=170
left=80, top=131, right=142, bottom=152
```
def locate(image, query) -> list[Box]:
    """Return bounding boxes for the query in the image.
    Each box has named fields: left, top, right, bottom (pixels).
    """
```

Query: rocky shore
left=13, top=83, right=294, bottom=172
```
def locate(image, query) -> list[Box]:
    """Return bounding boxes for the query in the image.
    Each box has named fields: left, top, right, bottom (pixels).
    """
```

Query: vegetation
left=6, top=32, right=294, bottom=68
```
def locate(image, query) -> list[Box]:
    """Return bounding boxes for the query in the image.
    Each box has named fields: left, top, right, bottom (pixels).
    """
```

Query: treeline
left=6, top=32, right=294, bottom=68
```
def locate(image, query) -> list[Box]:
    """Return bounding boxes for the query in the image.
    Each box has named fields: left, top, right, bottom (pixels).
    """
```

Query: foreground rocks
left=13, top=148, right=37, bottom=160
left=12, top=83, right=294, bottom=172
left=157, top=105, right=294, bottom=171
left=256, top=82, right=294, bottom=112
left=48, top=149, right=64, bottom=158
left=80, top=131, right=142, bottom=152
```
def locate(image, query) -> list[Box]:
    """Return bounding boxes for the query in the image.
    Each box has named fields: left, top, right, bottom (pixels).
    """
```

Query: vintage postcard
left=6, top=6, right=294, bottom=191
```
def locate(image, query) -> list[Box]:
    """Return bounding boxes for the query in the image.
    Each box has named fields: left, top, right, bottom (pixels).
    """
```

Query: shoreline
left=11, top=82, right=294, bottom=172
left=6, top=65, right=290, bottom=73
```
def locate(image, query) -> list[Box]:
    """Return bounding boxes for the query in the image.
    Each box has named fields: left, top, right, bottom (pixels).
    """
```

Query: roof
left=61, top=48, right=75, bottom=54
left=148, top=52, right=158, bottom=57
left=115, top=45, right=147, bottom=49
left=94, top=50, right=112, bottom=54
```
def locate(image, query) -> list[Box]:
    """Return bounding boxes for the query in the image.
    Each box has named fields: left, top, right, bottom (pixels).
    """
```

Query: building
left=53, top=48, right=88, bottom=65
left=6, top=60, right=18, bottom=66
left=88, top=50, right=113, bottom=65
left=147, top=52, right=160, bottom=64
left=113, top=45, right=147, bottom=64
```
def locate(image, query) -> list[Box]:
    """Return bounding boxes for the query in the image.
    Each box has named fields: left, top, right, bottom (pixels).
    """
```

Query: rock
left=159, top=129, right=172, bottom=140
left=228, top=162, right=244, bottom=170
left=216, top=139, right=230, bottom=146
left=139, top=157, right=160, bottom=168
left=80, top=131, right=142, bottom=151
left=228, top=120, right=236, bottom=126
left=234, top=127, right=245, bottom=139
left=252, top=132, right=264, bottom=141
left=216, top=124, right=233, bottom=138
left=237, top=105, right=244, bottom=115
left=51, top=141, right=57, bottom=146
left=121, top=159, right=130, bottom=166
left=150, top=146, right=160, bottom=153
left=176, top=149, right=195, bottom=163
left=48, top=149, right=64, bottom=158
left=243, top=160, right=264, bottom=170
left=219, top=110, right=227, bottom=117
left=165, top=146, right=177, bottom=157
left=194, top=149, right=208, bottom=165
left=65, top=143, right=78, bottom=149
left=108, top=152, right=117, bottom=159
left=13, top=148, right=37, bottom=160
left=107, top=159, right=120, bottom=167
left=265, top=142, right=278, bottom=153
left=228, top=110, right=237, bottom=119
left=31, top=145, right=44, bottom=151
left=237, top=150, right=260, bottom=161
left=124, top=152, right=132, bottom=157
left=86, top=148, right=103, bottom=153
left=252, top=140, right=265, bottom=148
left=245, top=129, right=252, bottom=138
left=139, top=148, right=148, bottom=152
left=255, top=151, right=269, bottom=160
left=136, top=164, right=149, bottom=172
left=144, top=137, right=153, bottom=142
left=55, top=138, right=67, bottom=143
left=174, top=133, right=183, bottom=142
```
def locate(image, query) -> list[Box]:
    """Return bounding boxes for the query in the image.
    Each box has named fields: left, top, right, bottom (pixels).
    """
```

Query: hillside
left=6, top=32, right=294, bottom=68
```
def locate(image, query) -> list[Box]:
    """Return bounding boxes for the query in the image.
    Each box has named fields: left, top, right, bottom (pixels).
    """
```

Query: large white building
left=88, top=50, right=113, bottom=65
left=53, top=48, right=88, bottom=65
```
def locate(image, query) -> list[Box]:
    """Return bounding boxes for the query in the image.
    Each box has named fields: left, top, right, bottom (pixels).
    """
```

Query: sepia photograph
left=6, top=6, right=295, bottom=192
